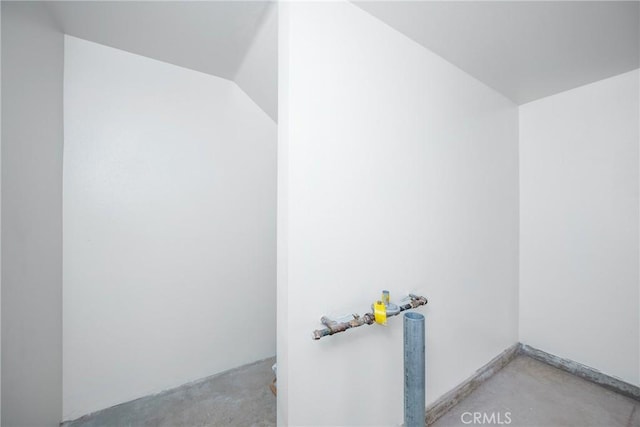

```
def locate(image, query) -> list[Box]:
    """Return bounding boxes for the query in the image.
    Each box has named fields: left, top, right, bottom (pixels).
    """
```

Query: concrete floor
left=432, top=355, right=640, bottom=427
left=63, top=357, right=276, bottom=427
left=63, top=354, right=639, bottom=427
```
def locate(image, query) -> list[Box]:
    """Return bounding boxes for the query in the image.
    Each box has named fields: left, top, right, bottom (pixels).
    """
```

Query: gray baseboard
left=425, top=343, right=520, bottom=425
left=519, top=344, right=640, bottom=402
left=426, top=342, right=640, bottom=426
left=61, top=356, right=276, bottom=426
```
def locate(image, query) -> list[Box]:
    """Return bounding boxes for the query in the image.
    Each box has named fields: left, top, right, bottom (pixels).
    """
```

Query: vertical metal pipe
left=404, top=312, right=425, bottom=427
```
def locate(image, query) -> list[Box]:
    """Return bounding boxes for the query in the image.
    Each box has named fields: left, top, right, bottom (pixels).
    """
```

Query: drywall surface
left=278, top=2, right=519, bottom=425
left=354, top=1, right=640, bottom=106
left=275, top=2, right=290, bottom=425
left=520, top=70, right=640, bottom=386
left=63, top=37, right=276, bottom=420
left=0, top=3, right=3, bottom=424
left=47, top=1, right=269, bottom=82
left=1, top=2, right=64, bottom=426
left=235, top=2, right=277, bottom=121
left=0, top=3, right=3, bottom=423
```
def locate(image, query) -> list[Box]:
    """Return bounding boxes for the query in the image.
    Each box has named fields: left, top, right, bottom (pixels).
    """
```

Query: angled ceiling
left=47, top=1, right=268, bottom=80
left=354, top=1, right=640, bottom=105
left=43, top=1, right=638, bottom=115
left=46, top=1, right=277, bottom=120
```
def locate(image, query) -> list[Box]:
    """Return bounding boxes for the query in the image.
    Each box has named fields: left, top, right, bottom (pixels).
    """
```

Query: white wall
left=1, top=3, right=3, bottom=423
left=235, top=2, right=278, bottom=122
left=520, top=69, right=640, bottom=386
left=278, top=2, right=519, bottom=425
left=276, top=3, right=290, bottom=424
left=63, top=36, right=276, bottom=420
left=1, top=2, right=64, bottom=425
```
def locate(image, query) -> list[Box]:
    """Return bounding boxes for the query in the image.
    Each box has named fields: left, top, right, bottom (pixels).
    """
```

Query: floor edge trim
left=519, top=344, right=640, bottom=402
left=426, top=342, right=640, bottom=425
left=425, top=343, right=520, bottom=425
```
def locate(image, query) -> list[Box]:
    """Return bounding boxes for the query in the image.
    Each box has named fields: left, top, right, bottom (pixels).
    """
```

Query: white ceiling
left=354, top=1, right=640, bottom=105
left=45, top=1, right=638, bottom=115
left=47, top=1, right=270, bottom=81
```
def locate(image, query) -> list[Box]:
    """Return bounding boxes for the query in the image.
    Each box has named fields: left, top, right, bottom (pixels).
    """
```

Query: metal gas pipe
left=311, top=294, right=427, bottom=340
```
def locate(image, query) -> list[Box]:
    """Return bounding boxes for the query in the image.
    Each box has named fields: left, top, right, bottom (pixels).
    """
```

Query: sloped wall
left=235, top=2, right=278, bottom=122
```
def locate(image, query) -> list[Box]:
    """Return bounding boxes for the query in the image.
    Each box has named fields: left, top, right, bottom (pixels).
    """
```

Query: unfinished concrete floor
left=432, top=355, right=640, bottom=427
left=62, top=354, right=639, bottom=427
left=64, top=357, right=276, bottom=427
